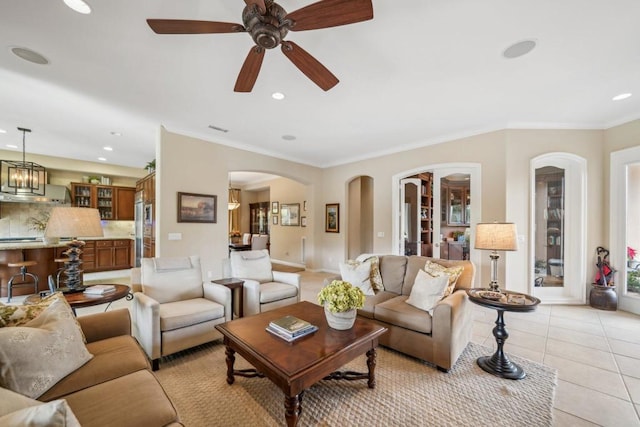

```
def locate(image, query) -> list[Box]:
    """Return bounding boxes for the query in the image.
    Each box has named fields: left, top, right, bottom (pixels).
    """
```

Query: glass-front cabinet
left=534, top=167, right=565, bottom=287
left=250, top=202, right=269, bottom=235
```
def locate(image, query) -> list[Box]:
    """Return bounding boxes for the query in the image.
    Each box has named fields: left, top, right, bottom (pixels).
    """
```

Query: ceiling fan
left=147, top=0, right=373, bottom=92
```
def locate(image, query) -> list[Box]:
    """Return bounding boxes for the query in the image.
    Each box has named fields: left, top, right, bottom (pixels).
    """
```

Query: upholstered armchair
left=228, top=249, right=300, bottom=316
left=132, top=256, right=231, bottom=370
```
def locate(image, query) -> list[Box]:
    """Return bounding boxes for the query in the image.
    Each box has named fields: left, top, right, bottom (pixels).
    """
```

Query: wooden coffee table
left=215, top=301, right=387, bottom=427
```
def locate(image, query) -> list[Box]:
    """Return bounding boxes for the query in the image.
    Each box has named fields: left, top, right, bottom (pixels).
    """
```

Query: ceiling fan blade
left=244, top=0, right=266, bottom=14
left=234, top=46, right=265, bottom=92
left=285, top=0, right=373, bottom=32
left=281, top=41, right=339, bottom=91
left=147, top=19, right=244, bottom=34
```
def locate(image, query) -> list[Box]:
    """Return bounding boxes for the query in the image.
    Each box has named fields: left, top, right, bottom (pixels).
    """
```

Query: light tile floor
left=8, top=269, right=640, bottom=426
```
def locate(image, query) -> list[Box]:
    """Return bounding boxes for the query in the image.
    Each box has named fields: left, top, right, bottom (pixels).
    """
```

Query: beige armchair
left=229, top=249, right=300, bottom=316
left=132, top=256, right=231, bottom=370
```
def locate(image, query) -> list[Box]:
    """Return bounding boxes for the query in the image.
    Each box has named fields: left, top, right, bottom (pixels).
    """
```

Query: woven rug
left=154, top=342, right=556, bottom=427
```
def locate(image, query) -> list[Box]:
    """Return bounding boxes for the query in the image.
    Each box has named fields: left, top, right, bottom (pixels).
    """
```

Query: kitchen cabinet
left=136, top=172, right=155, bottom=258
left=95, top=239, right=132, bottom=271
left=71, top=183, right=135, bottom=220
left=418, top=173, right=433, bottom=256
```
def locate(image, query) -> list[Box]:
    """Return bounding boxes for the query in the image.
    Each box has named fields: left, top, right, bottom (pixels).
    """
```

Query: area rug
left=155, top=342, right=557, bottom=427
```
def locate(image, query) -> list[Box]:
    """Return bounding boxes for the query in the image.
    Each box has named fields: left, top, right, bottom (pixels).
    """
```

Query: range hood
left=0, top=184, right=71, bottom=204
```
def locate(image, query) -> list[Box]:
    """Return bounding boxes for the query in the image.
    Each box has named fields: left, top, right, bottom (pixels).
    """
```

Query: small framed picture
left=325, top=203, right=339, bottom=233
left=281, top=203, right=300, bottom=226
left=177, top=192, right=217, bottom=223
left=303, top=200, right=307, bottom=211
left=273, top=215, right=278, bottom=225
left=301, top=216, right=307, bottom=227
left=272, top=201, right=279, bottom=214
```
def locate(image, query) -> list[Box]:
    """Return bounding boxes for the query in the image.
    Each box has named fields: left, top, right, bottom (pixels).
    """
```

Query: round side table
left=466, top=288, right=541, bottom=380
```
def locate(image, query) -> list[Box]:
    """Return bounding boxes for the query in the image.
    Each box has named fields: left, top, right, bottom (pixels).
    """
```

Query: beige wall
left=157, top=119, right=640, bottom=294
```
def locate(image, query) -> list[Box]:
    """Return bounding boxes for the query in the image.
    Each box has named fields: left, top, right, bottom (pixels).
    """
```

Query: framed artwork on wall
left=272, top=201, right=279, bottom=214
left=273, top=215, right=278, bottom=225
left=301, top=216, right=307, bottom=227
left=177, top=192, right=217, bottom=223
left=325, top=203, right=339, bottom=233
left=280, top=203, right=300, bottom=226
left=303, top=200, right=307, bottom=211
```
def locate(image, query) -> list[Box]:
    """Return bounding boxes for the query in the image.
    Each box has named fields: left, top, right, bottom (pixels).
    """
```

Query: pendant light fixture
left=228, top=187, right=240, bottom=210
left=0, top=127, right=46, bottom=195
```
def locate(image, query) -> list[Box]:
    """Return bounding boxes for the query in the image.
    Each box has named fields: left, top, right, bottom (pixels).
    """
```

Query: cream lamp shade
left=45, top=207, right=104, bottom=239
left=474, top=222, right=518, bottom=291
left=475, top=222, right=518, bottom=251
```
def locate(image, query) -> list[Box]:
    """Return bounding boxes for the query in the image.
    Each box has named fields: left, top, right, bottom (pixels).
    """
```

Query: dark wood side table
left=26, top=284, right=132, bottom=315
left=212, top=278, right=244, bottom=318
left=466, top=288, right=540, bottom=380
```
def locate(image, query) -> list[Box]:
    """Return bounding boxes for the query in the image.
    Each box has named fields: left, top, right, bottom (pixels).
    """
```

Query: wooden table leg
left=366, top=348, right=377, bottom=389
left=284, top=394, right=301, bottom=427
left=224, top=345, right=235, bottom=385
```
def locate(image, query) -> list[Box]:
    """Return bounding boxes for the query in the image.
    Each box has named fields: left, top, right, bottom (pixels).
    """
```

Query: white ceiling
left=1, top=1, right=640, bottom=170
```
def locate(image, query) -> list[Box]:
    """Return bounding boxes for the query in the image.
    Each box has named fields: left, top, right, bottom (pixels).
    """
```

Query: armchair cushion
left=230, top=250, right=273, bottom=283
left=159, top=298, right=225, bottom=331
left=259, top=282, right=299, bottom=304
left=141, top=256, right=203, bottom=304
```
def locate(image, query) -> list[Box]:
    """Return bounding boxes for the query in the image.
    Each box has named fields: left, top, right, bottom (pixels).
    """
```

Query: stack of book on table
left=266, top=315, right=318, bottom=342
left=83, top=284, right=116, bottom=295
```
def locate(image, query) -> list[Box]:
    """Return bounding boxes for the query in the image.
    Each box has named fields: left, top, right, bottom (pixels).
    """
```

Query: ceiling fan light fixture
left=502, top=40, right=537, bottom=59
left=63, top=0, right=92, bottom=14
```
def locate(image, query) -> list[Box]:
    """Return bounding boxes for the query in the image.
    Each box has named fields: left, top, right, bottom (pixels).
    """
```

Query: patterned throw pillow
left=423, top=260, right=464, bottom=297
left=0, top=296, right=93, bottom=399
left=356, top=254, right=384, bottom=291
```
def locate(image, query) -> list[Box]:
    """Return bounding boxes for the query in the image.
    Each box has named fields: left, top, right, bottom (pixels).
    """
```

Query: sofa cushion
left=259, top=281, right=298, bottom=303
left=0, top=295, right=93, bottom=399
left=339, top=260, right=375, bottom=295
left=62, top=370, right=179, bottom=427
left=141, top=256, right=204, bottom=304
left=230, top=250, right=273, bottom=283
left=406, top=270, right=450, bottom=314
left=378, top=255, right=408, bottom=294
left=357, top=291, right=397, bottom=319
left=39, top=335, right=149, bottom=402
left=356, top=254, right=384, bottom=291
left=374, top=296, right=433, bottom=334
left=0, top=398, right=80, bottom=426
left=159, top=298, right=225, bottom=331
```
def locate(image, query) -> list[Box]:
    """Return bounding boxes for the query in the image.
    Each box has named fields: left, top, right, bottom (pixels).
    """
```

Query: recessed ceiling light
left=10, top=47, right=49, bottom=65
left=63, top=0, right=91, bottom=14
left=282, top=135, right=296, bottom=141
left=98, top=157, right=107, bottom=161
left=103, top=146, right=113, bottom=151
left=612, top=93, right=632, bottom=101
left=272, top=92, right=285, bottom=100
left=110, top=131, right=122, bottom=136
left=0, top=129, right=6, bottom=134
left=6, top=144, right=18, bottom=149
left=502, top=40, right=537, bottom=59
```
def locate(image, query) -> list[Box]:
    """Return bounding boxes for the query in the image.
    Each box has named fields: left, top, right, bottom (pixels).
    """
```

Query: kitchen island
left=0, top=238, right=133, bottom=299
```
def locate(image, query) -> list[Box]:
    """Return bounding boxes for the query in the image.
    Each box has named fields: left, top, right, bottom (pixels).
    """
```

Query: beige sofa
left=0, top=309, right=182, bottom=426
left=330, top=255, right=475, bottom=372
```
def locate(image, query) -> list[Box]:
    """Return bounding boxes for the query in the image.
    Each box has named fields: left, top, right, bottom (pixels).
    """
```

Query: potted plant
left=628, top=246, right=637, bottom=268
left=144, top=159, right=156, bottom=173
left=317, top=280, right=365, bottom=330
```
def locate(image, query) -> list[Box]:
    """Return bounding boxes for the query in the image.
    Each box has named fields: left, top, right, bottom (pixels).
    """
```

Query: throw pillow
left=339, top=260, right=375, bottom=296
left=356, top=254, right=384, bottom=291
left=0, top=296, right=93, bottom=399
left=423, top=260, right=464, bottom=297
left=406, top=270, right=450, bottom=314
left=0, top=399, right=81, bottom=427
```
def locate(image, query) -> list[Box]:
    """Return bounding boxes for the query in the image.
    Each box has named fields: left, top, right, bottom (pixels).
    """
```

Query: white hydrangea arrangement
left=317, top=280, right=365, bottom=313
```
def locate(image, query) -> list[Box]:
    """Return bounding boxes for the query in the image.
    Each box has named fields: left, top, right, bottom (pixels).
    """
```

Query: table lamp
left=474, top=222, right=518, bottom=292
left=44, top=207, right=104, bottom=292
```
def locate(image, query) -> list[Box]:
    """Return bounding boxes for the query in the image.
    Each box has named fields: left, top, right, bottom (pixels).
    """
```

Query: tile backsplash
left=0, top=203, right=134, bottom=238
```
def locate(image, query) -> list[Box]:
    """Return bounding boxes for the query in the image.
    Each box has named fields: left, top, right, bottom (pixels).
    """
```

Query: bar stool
left=52, top=258, right=70, bottom=292
left=6, top=260, right=39, bottom=302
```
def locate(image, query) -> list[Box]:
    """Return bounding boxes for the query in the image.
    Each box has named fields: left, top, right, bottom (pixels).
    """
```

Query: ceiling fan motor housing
left=243, top=1, right=289, bottom=49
